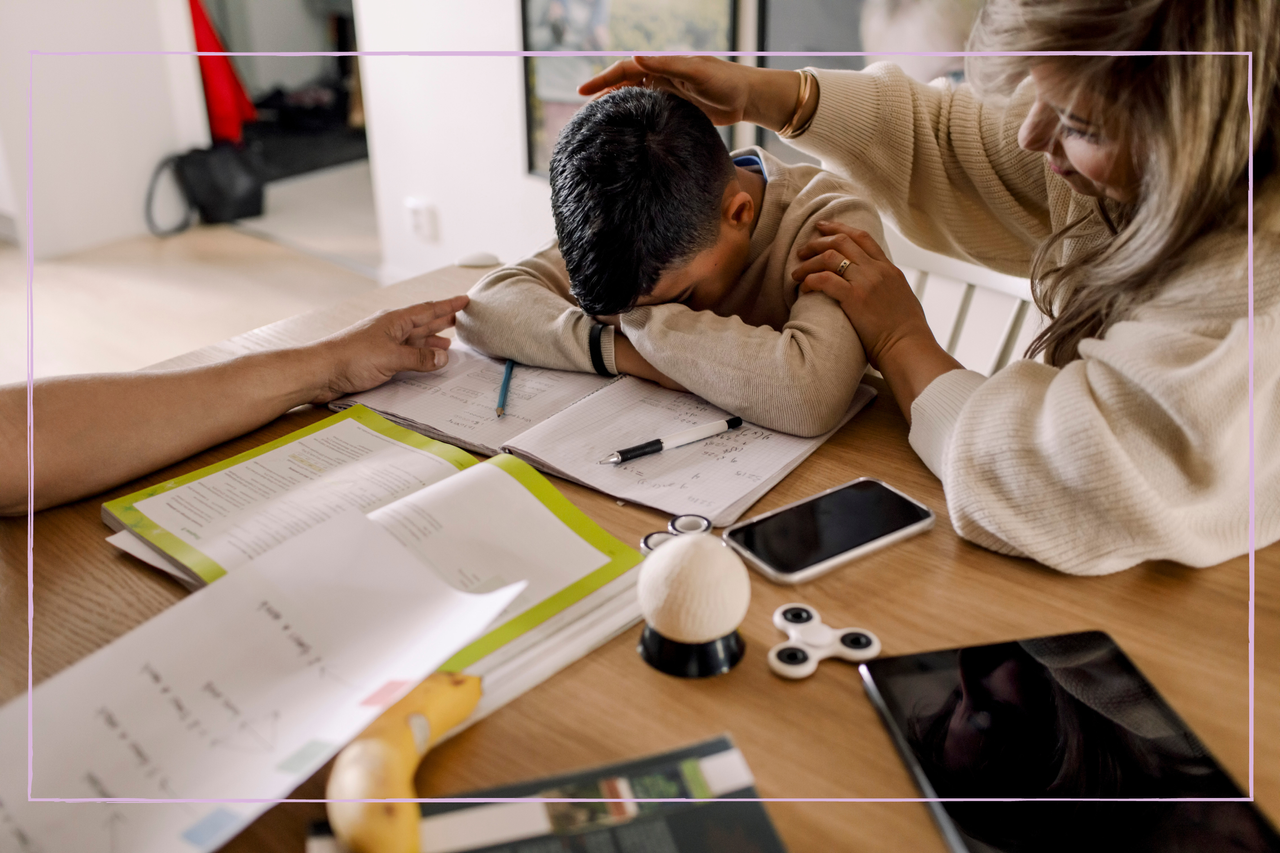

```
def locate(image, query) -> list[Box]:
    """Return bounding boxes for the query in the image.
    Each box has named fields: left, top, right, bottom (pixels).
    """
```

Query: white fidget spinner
left=640, top=514, right=714, bottom=554
left=767, top=603, right=882, bottom=679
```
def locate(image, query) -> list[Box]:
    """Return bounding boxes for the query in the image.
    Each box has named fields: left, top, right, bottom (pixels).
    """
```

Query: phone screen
left=725, top=480, right=931, bottom=575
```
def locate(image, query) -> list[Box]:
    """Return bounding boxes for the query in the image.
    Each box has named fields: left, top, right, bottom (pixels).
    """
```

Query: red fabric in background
left=188, top=0, right=256, bottom=143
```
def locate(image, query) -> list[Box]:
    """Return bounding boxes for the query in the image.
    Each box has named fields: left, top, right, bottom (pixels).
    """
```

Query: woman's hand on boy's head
left=578, top=55, right=752, bottom=126
left=579, top=56, right=813, bottom=134
left=793, top=222, right=934, bottom=369
left=306, top=295, right=468, bottom=404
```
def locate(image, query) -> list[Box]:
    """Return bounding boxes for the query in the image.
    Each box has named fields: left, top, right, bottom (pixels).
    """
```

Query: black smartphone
left=721, top=478, right=934, bottom=584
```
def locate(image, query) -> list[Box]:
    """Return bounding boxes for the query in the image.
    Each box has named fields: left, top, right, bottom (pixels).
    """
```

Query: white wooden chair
left=883, top=227, right=1045, bottom=376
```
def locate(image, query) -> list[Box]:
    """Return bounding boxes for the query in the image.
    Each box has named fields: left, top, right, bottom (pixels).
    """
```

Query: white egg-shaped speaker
left=637, top=533, right=751, bottom=645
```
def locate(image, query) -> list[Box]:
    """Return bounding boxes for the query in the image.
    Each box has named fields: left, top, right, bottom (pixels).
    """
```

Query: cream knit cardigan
left=792, top=64, right=1279, bottom=575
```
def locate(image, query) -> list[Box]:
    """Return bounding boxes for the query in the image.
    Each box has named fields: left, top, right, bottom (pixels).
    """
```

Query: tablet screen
left=860, top=631, right=1280, bottom=853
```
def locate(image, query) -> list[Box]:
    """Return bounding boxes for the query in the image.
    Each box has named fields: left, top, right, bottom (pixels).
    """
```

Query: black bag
left=145, top=143, right=264, bottom=235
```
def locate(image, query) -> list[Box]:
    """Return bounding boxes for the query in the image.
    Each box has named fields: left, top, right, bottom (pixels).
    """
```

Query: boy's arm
left=618, top=295, right=865, bottom=437
left=617, top=195, right=880, bottom=437
left=455, top=240, right=618, bottom=375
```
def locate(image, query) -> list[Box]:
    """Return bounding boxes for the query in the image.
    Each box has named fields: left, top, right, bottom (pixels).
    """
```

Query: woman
left=581, top=0, right=1278, bottom=575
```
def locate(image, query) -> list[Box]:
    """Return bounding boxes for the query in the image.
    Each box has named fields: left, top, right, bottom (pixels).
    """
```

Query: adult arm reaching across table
left=0, top=296, right=468, bottom=515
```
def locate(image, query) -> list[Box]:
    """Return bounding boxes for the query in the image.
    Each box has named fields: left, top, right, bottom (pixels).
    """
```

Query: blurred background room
left=1, top=0, right=1001, bottom=389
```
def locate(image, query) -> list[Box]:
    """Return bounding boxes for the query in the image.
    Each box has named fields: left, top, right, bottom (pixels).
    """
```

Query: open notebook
left=333, top=346, right=875, bottom=527
left=103, top=407, right=646, bottom=728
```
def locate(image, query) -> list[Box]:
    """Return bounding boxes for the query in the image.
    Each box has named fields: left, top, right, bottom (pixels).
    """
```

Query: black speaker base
left=638, top=625, right=745, bottom=678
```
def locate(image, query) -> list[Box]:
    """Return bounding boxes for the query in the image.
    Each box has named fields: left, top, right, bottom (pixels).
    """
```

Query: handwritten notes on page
left=507, top=380, right=877, bottom=527
left=0, top=513, right=522, bottom=853
left=334, top=346, right=616, bottom=455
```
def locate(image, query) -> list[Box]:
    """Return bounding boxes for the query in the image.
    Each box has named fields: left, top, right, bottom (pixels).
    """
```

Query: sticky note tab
left=679, top=758, right=714, bottom=800
left=277, top=739, right=335, bottom=774
left=360, top=679, right=409, bottom=707
left=182, top=809, right=241, bottom=850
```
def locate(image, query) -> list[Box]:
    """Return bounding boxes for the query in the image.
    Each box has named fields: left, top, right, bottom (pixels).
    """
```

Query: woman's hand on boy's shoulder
left=794, top=221, right=963, bottom=420
left=792, top=222, right=930, bottom=369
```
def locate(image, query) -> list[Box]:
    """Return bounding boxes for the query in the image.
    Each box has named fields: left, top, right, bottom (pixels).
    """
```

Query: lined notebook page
left=334, top=346, right=617, bottom=455
left=506, top=378, right=876, bottom=526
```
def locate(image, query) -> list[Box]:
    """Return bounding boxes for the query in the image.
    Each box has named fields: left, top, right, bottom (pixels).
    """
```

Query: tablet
left=859, top=631, right=1280, bottom=853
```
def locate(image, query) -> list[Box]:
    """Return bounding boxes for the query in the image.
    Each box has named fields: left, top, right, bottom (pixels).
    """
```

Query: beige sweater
left=456, top=147, right=877, bottom=437
left=792, top=64, right=1279, bottom=574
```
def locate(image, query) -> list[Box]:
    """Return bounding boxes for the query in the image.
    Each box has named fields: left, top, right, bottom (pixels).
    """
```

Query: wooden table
left=2, top=264, right=1276, bottom=852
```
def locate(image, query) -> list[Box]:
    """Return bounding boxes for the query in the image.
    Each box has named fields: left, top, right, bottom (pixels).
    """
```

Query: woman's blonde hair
left=966, top=0, right=1279, bottom=366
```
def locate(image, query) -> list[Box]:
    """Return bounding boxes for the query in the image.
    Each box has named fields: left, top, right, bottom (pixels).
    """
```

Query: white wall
left=0, top=0, right=209, bottom=258
left=0, top=131, right=17, bottom=244
left=353, top=0, right=559, bottom=284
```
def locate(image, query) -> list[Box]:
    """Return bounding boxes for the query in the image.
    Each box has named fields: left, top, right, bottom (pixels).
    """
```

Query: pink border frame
left=22, top=49, right=1257, bottom=811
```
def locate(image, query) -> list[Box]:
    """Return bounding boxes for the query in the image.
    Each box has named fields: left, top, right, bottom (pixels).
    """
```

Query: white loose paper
left=0, top=513, right=523, bottom=853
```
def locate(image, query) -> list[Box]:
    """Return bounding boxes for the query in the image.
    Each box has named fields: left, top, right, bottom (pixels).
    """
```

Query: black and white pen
left=598, top=416, right=744, bottom=465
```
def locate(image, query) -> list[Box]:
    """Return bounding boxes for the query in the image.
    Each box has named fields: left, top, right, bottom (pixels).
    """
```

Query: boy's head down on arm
left=550, top=88, right=762, bottom=316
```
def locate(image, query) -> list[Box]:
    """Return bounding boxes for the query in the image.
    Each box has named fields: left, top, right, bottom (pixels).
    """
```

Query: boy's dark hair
left=549, top=87, right=735, bottom=316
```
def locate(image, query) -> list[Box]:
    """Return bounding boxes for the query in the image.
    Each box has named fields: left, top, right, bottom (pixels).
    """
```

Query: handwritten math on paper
left=0, top=513, right=521, bottom=853
left=507, top=378, right=851, bottom=526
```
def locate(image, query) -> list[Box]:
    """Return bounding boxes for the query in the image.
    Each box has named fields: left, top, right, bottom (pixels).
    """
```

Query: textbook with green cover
left=102, top=405, right=645, bottom=697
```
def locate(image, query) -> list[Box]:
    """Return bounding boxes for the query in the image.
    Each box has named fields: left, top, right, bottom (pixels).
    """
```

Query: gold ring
left=835, top=258, right=851, bottom=278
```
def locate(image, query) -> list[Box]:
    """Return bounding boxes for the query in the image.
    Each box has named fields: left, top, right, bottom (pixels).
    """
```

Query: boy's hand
left=613, top=334, right=688, bottom=392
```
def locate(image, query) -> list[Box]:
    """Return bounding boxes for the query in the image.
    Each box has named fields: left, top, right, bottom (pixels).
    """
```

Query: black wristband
left=588, top=323, right=612, bottom=377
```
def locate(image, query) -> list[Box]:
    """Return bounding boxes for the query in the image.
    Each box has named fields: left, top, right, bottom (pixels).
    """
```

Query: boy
left=456, top=87, right=883, bottom=437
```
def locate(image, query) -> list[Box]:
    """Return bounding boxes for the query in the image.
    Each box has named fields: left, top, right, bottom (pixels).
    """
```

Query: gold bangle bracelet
left=787, top=73, right=819, bottom=139
left=777, top=69, right=813, bottom=138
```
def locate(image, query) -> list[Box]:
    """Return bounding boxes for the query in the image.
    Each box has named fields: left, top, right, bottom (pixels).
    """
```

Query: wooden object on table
left=1, top=263, right=1276, bottom=853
